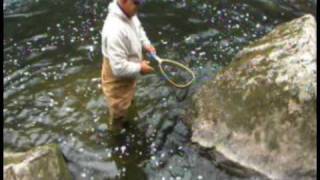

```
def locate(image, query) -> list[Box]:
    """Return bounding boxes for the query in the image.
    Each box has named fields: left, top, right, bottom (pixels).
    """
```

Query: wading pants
left=101, top=57, right=136, bottom=128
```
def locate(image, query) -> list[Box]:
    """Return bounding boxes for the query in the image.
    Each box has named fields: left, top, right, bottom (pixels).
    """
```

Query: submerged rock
left=4, top=144, right=72, bottom=180
left=143, top=121, right=266, bottom=180
left=190, top=14, right=316, bottom=180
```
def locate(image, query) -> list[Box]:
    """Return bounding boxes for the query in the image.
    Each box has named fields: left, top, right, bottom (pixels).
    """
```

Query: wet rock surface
left=143, top=121, right=269, bottom=180
left=4, top=144, right=72, bottom=180
left=190, top=14, right=316, bottom=180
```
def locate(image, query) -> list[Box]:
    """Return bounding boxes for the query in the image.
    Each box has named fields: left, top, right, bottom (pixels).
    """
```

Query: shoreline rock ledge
left=4, top=144, right=72, bottom=180
left=189, top=14, right=316, bottom=180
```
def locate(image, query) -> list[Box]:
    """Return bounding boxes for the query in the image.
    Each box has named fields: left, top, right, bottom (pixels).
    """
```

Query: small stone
left=97, top=124, right=108, bottom=133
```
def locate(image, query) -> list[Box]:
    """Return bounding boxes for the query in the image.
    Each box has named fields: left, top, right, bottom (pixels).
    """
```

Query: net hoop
left=159, top=59, right=195, bottom=88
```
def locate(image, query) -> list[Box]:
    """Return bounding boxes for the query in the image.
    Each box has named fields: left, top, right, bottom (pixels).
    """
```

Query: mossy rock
left=190, top=14, right=316, bottom=180
left=4, top=144, right=72, bottom=180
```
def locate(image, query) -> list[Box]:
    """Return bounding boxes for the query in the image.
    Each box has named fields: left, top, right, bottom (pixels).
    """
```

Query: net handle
left=147, top=53, right=195, bottom=88
left=147, top=53, right=163, bottom=63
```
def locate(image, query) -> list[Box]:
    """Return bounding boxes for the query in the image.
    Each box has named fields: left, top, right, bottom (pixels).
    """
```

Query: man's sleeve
left=105, top=32, right=141, bottom=78
left=134, top=16, right=152, bottom=47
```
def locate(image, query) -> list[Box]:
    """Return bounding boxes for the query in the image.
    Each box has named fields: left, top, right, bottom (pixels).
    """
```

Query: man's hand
left=144, top=45, right=156, bottom=54
left=140, top=60, right=154, bottom=75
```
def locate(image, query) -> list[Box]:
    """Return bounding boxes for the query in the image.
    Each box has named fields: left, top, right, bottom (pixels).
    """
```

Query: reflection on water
left=3, top=0, right=316, bottom=179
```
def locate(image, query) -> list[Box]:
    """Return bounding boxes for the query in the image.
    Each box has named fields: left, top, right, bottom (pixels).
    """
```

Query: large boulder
left=190, top=14, right=316, bottom=180
left=4, top=144, right=72, bottom=180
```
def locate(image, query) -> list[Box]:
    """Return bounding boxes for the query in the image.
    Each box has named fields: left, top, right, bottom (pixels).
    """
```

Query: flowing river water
left=3, top=0, right=316, bottom=179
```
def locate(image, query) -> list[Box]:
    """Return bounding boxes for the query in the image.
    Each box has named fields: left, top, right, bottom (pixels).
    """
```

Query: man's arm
left=134, top=16, right=156, bottom=54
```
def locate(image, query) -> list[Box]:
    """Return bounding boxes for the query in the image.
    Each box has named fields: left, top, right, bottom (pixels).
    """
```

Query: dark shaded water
left=3, top=0, right=316, bottom=179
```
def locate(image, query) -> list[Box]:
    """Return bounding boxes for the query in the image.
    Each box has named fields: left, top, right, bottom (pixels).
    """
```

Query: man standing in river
left=101, top=0, right=156, bottom=131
